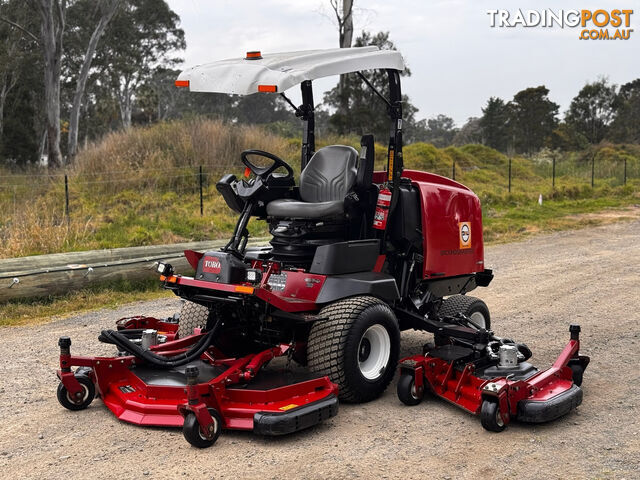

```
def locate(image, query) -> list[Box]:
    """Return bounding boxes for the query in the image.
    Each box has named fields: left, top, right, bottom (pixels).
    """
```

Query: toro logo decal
left=459, top=222, right=471, bottom=249
left=202, top=256, right=222, bottom=274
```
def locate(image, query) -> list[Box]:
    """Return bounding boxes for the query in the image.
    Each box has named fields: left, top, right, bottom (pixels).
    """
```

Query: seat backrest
left=299, top=145, right=359, bottom=203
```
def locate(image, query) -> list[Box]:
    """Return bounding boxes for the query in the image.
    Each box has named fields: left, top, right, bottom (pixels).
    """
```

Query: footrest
left=253, top=394, right=338, bottom=436
left=517, top=384, right=583, bottom=423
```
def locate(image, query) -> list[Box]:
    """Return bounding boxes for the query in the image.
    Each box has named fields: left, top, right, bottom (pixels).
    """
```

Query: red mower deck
left=56, top=317, right=338, bottom=447
left=396, top=324, right=590, bottom=431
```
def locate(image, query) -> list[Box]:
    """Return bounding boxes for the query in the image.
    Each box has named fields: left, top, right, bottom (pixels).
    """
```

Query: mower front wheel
left=397, top=373, right=424, bottom=406
left=480, top=399, right=506, bottom=432
left=307, top=296, right=400, bottom=403
left=182, top=409, right=222, bottom=448
left=56, top=374, right=95, bottom=411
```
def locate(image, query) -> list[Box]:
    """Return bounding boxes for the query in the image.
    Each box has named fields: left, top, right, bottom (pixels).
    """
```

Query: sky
left=166, top=0, right=640, bottom=126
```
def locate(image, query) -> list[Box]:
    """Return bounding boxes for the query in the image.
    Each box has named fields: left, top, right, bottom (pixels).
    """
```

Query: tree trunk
left=337, top=1, right=354, bottom=117
left=0, top=82, right=6, bottom=138
left=67, top=0, right=120, bottom=159
left=117, top=78, right=133, bottom=129
left=340, top=0, right=353, bottom=48
left=34, top=0, right=66, bottom=169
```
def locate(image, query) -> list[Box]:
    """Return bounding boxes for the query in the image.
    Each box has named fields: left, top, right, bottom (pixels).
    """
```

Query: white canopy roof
left=176, top=47, right=405, bottom=95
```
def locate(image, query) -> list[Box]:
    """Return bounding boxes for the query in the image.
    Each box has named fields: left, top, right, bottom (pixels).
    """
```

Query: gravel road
left=1, top=220, right=638, bottom=480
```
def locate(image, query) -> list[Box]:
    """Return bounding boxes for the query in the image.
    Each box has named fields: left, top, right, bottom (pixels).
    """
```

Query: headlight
left=156, top=262, right=173, bottom=276
left=245, top=268, right=262, bottom=283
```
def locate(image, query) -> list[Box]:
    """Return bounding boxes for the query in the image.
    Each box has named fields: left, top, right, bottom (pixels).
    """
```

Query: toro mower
left=55, top=47, right=588, bottom=446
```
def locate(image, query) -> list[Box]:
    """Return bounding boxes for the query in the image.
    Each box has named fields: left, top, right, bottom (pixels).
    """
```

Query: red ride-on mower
left=55, top=47, right=588, bottom=446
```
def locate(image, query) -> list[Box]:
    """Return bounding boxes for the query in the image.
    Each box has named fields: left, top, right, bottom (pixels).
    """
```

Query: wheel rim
left=495, top=405, right=504, bottom=427
left=198, top=415, right=219, bottom=440
left=410, top=381, right=420, bottom=400
left=66, top=384, right=89, bottom=405
left=358, top=324, right=391, bottom=380
left=470, top=311, right=487, bottom=329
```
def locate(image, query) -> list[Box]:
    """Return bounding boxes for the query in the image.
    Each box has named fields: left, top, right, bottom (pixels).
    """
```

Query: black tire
left=177, top=301, right=210, bottom=338
left=480, top=399, right=506, bottom=432
left=56, top=374, right=95, bottom=411
left=439, top=295, right=491, bottom=330
left=307, top=296, right=400, bottom=403
left=397, top=373, right=423, bottom=406
left=182, top=409, right=222, bottom=448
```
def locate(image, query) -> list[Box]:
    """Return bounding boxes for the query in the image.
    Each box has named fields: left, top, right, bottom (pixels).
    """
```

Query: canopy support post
left=300, top=80, right=315, bottom=171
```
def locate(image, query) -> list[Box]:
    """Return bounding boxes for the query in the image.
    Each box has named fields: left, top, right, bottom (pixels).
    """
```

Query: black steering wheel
left=240, top=149, right=294, bottom=181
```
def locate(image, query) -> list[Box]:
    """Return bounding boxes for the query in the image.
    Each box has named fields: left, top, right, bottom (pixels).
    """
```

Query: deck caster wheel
left=480, top=399, right=506, bottom=432
left=183, top=409, right=222, bottom=448
left=56, top=374, right=95, bottom=411
left=397, top=374, right=424, bottom=406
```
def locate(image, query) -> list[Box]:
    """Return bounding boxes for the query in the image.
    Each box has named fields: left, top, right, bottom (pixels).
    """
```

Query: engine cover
left=195, top=251, right=247, bottom=284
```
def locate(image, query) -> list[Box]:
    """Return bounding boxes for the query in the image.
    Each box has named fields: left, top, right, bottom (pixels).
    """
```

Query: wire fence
left=0, top=156, right=638, bottom=225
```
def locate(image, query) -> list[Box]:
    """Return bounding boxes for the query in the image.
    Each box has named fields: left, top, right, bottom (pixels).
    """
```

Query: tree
left=96, top=0, right=185, bottom=128
left=30, top=0, right=67, bottom=167
left=479, top=97, right=510, bottom=152
left=66, top=0, right=120, bottom=158
left=420, top=114, right=458, bottom=147
left=508, top=86, right=559, bottom=154
left=608, top=79, right=640, bottom=143
left=565, top=78, right=617, bottom=144
left=549, top=122, right=589, bottom=151
left=1, top=0, right=67, bottom=167
left=323, top=31, right=418, bottom=141
left=453, top=117, right=482, bottom=146
left=329, top=0, right=353, bottom=48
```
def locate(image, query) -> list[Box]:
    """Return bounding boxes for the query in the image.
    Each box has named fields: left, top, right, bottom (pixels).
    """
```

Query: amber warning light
left=175, top=80, right=189, bottom=88
left=246, top=51, right=262, bottom=60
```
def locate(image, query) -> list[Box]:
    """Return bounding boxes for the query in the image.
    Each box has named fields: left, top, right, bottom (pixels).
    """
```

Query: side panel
left=374, top=170, right=484, bottom=279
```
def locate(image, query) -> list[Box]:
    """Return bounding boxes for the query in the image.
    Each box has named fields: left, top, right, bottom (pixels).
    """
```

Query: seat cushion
left=266, top=198, right=344, bottom=219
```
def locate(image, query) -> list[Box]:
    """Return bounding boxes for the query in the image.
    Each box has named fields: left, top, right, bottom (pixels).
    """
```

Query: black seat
left=266, top=145, right=359, bottom=219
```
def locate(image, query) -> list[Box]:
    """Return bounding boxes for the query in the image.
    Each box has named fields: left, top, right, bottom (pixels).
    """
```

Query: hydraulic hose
left=99, top=319, right=221, bottom=369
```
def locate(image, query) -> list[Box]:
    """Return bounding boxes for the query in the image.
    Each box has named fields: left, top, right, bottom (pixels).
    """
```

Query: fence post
left=64, top=174, right=70, bottom=223
left=199, top=165, right=204, bottom=216
left=552, top=155, right=556, bottom=189
left=508, top=157, right=512, bottom=193
left=591, top=154, right=595, bottom=188
left=624, top=158, right=627, bottom=185
left=452, top=160, right=456, bottom=180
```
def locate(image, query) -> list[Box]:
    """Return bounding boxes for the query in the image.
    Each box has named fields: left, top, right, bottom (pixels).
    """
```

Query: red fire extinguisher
left=373, top=187, right=392, bottom=230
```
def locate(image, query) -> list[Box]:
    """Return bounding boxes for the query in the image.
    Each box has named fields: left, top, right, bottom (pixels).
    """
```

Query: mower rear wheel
left=439, top=295, right=491, bottom=330
left=307, top=296, right=400, bottom=403
left=177, top=301, right=210, bottom=338
left=397, top=373, right=424, bottom=406
left=182, top=409, right=222, bottom=448
left=56, top=374, right=95, bottom=411
left=480, top=399, right=506, bottom=432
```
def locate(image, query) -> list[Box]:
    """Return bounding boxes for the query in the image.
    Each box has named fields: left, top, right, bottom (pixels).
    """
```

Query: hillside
left=1, top=118, right=639, bottom=259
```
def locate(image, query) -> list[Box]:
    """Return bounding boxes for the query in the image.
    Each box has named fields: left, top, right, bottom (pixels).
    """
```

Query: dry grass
left=1, top=118, right=639, bottom=259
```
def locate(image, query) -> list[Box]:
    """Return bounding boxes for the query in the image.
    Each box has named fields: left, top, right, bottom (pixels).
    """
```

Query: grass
left=0, top=279, right=172, bottom=327
left=1, top=118, right=639, bottom=325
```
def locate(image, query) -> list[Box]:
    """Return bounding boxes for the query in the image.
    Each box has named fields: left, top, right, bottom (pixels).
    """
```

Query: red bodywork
left=399, top=332, right=587, bottom=427
left=57, top=317, right=338, bottom=431
left=374, top=170, right=485, bottom=279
